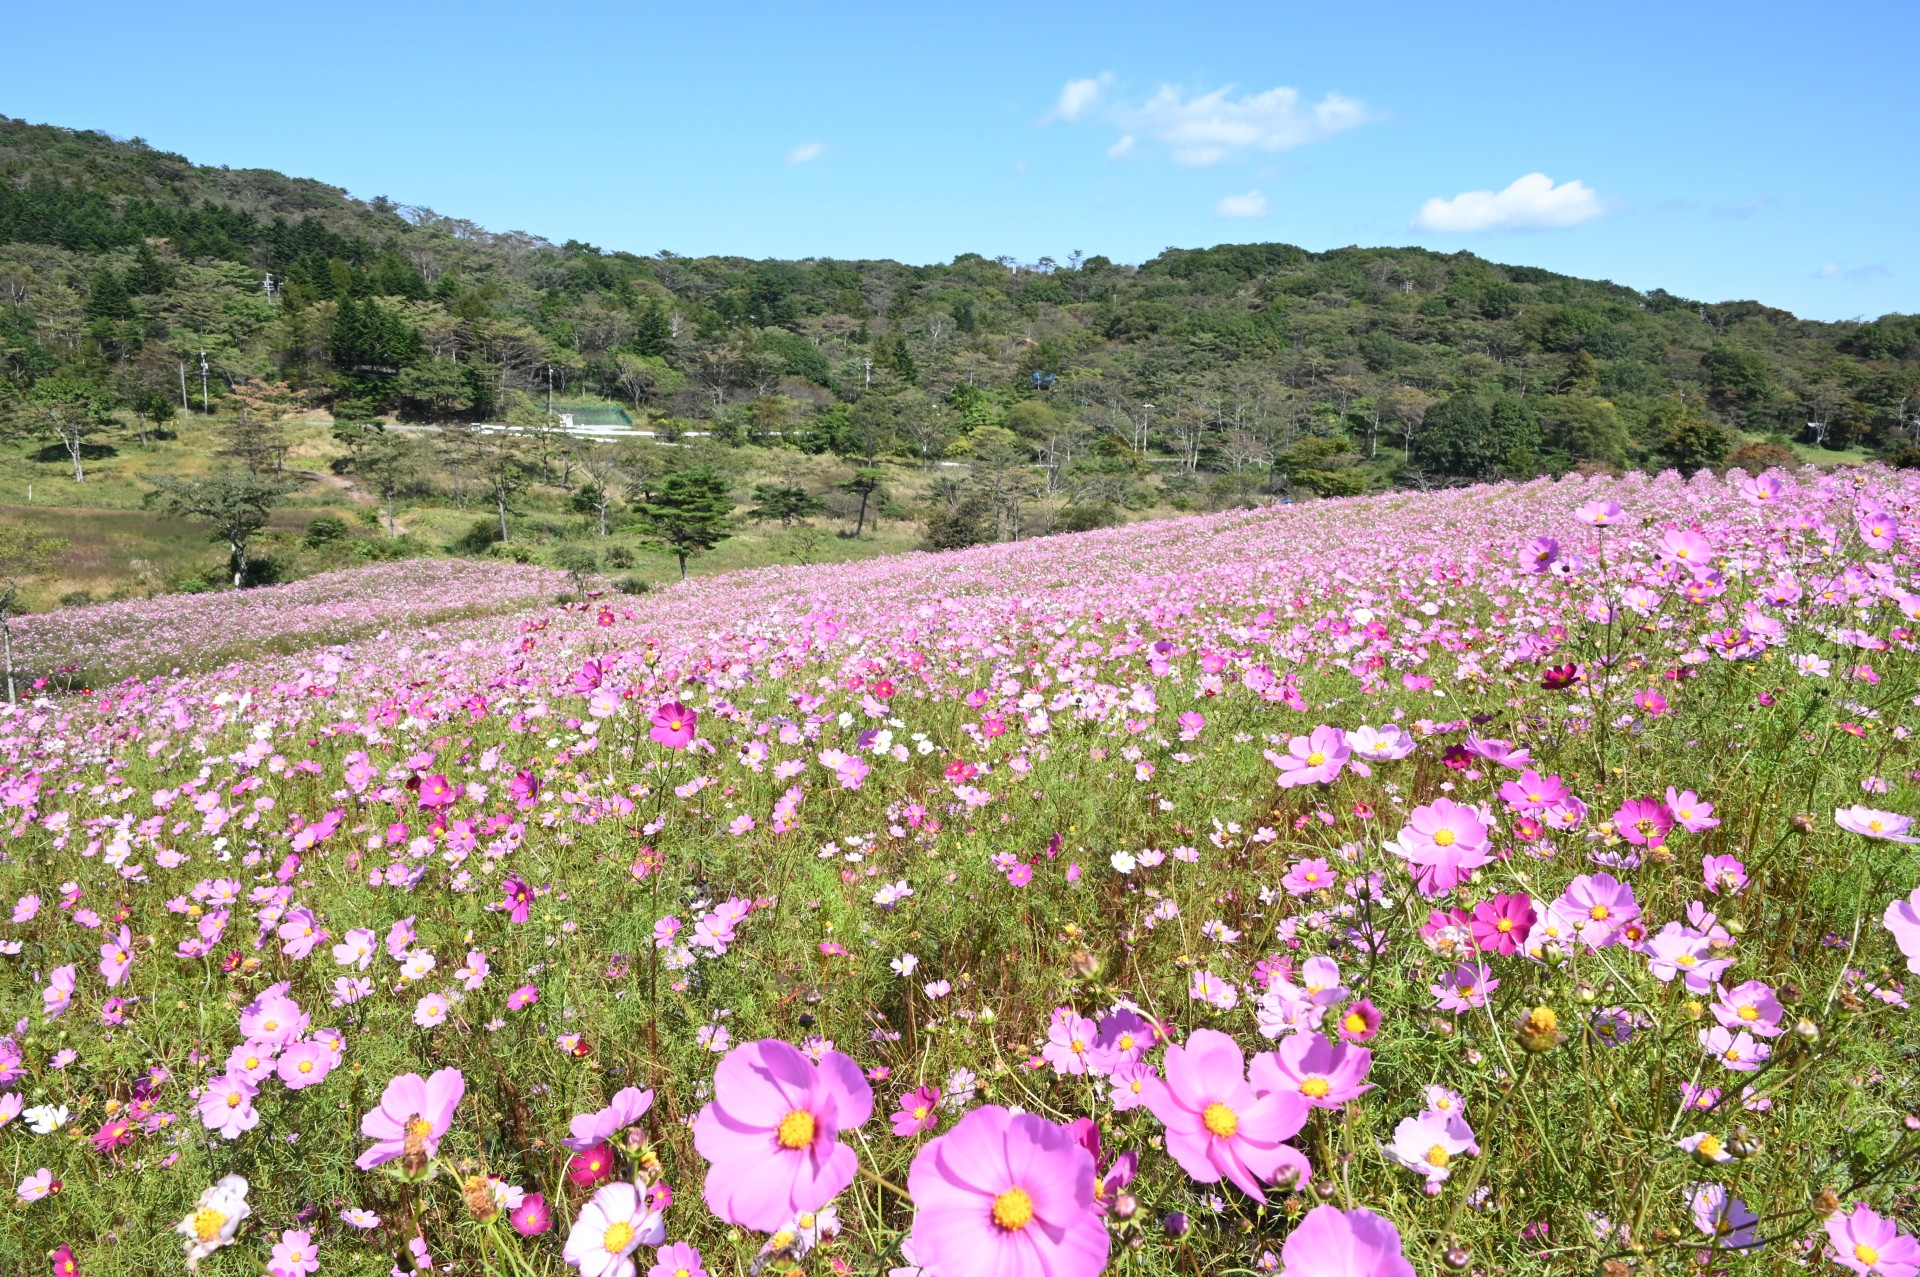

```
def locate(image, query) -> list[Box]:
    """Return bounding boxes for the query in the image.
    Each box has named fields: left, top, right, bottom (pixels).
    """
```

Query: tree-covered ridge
left=3, top=111, right=1919, bottom=514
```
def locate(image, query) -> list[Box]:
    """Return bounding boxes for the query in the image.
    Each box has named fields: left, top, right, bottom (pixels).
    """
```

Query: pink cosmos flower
left=650, top=1242, right=708, bottom=1277
left=510, top=1193, right=554, bottom=1236
left=1703, top=854, right=1748, bottom=895
left=1278, top=1205, right=1415, bottom=1277
left=1283, top=859, right=1336, bottom=895
left=1108, top=1063, right=1154, bottom=1111
left=1826, top=1203, right=1920, bottom=1276
left=1660, top=528, right=1717, bottom=573
left=1144, top=1029, right=1309, bottom=1197
left=416, top=773, right=458, bottom=809
left=1739, top=473, right=1784, bottom=504
left=1712, top=981, right=1784, bottom=1038
left=564, top=1086, right=655, bottom=1152
left=1042, top=1012, right=1099, bottom=1076
left=1383, top=1110, right=1475, bottom=1193
left=99, top=926, right=134, bottom=988
left=501, top=874, right=532, bottom=923
left=691, top=1038, right=873, bottom=1232
left=198, top=1074, right=261, bottom=1140
left=456, top=949, right=490, bottom=991
left=271, top=1229, right=320, bottom=1277
left=1689, top=1183, right=1760, bottom=1252
left=1335, top=1000, right=1381, bottom=1042
left=1089, top=1009, right=1154, bottom=1073
left=1838, top=806, right=1920, bottom=843
left=277, top=1041, right=335, bottom=1090
left=509, top=984, right=540, bottom=1011
left=1499, top=770, right=1568, bottom=812
left=1612, top=797, right=1674, bottom=847
left=356, top=1068, right=465, bottom=1170
left=1520, top=537, right=1559, bottom=573
left=226, top=1040, right=279, bottom=1083
left=650, top=703, right=698, bottom=750
left=1700, top=1026, right=1770, bottom=1072
left=1429, top=962, right=1497, bottom=1013
left=240, top=993, right=308, bottom=1047
left=1274, top=726, right=1350, bottom=789
left=1665, top=788, right=1719, bottom=833
left=1346, top=724, right=1414, bottom=762
left=41, top=965, right=75, bottom=1020
left=892, top=1085, right=941, bottom=1136
left=1255, top=1033, right=1373, bottom=1109
left=1557, top=873, right=1640, bottom=947
left=1469, top=894, right=1535, bottom=955
left=1394, top=798, right=1490, bottom=897
left=1860, top=512, right=1901, bottom=553
left=905, top=1104, right=1109, bottom=1277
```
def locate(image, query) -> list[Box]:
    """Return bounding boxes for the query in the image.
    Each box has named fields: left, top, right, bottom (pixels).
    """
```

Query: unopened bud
left=1724, top=919, right=1745, bottom=937
left=1112, top=1193, right=1138, bottom=1221
left=1684, top=1000, right=1705, bottom=1020
left=1443, top=1247, right=1471, bottom=1270
left=1812, top=1188, right=1842, bottom=1217
left=1791, top=813, right=1816, bottom=835
left=1162, top=1212, right=1191, bottom=1239
left=1068, top=949, right=1100, bottom=979
left=1574, top=980, right=1598, bottom=1004
left=1795, top=1017, right=1820, bottom=1042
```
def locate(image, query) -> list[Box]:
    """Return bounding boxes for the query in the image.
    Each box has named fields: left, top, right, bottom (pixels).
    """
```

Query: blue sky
left=8, top=0, right=1916, bottom=320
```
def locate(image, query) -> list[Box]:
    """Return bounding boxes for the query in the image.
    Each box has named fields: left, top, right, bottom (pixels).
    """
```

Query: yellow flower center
left=298, top=1060, right=315, bottom=1074
left=1869, top=819, right=1886, bottom=832
left=1306, top=751, right=1326, bottom=767
left=408, top=1117, right=434, bottom=1139
left=193, top=1207, right=227, bottom=1243
left=777, top=1109, right=816, bottom=1149
left=1426, top=1145, right=1450, bottom=1168
left=263, top=1019, right=278, bottom=1032
left=1117, top=1034, right=1135, bottom=1051
left=1723, top=1048, right=1741, bottom=1063
left=225, top=1092, right=242, bottom=1108
left=244, top=1056, right=260, bottom=1070
left=1590, top=904, right=1610, bottom=920
left=1737, top=1005, right=1758, bottom=1021
left=1695, top=1135, right=1722, bottom=1158
left=913, top=1105, right=929, bottom=1120
left=1496, top=918, right=1513, bottom=933
left=1857, top=1244, right=1881, bottom=1266
left=1301, top=1076, right=1331, bottom=1099
left=1344, top=1012, right=1368, bottom=1034
left=603, top=1221, right=635, bottom=1254
left=1203, top=1102, right=1239, bottom=1138
left=1432, top=829, right=1456, bottom=847
left=993, top=1187, right=1035, bottom=1231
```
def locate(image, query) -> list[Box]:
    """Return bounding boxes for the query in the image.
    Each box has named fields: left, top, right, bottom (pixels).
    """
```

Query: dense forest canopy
left=5, top=112, right=1920, bottom=506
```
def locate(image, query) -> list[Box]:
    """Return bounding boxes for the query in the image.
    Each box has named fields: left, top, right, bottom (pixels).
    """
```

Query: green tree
left=84, top=264, right=134, bottom=320
left=638, top=466, right=733, bottom=579
left=1540, top=395, right=1630, bottom=469
left=13, top=376, right=116, bottom=482
left=393, top=359, right=476, bottom=421
left=1411, top=393, right=1541, bottom=479
left=749, top=483, right=826, bottom=527
left=0, top=522, right=66, bottom=703
left=839, top=468, right=885, bottom=537
left=1652, top=399, right=1734, bottom=474
left=125, top=242, right=177, bottom=294
left=148, top=470, right=296, bottom=588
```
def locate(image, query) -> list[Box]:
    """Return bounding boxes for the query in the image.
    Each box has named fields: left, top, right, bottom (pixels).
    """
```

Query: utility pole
left=545, top=363, right=554, bottom=417
left=199, top=350, right=210, bottom=414
left=1138, top=403, right=1155, bottom=454
left=863, top=359, right=872, bottom=391
left=178, top=360, right=190, bottom=414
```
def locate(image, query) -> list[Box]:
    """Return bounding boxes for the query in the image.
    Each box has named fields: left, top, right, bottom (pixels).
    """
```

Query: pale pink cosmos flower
left=563, top=1182, right=665, bottom=1277
left=1142, top=1028, right=1309, bottom=1198
left=270, top=1228, right=320, bottom=1277
left=1428, top=962, right=1497, bottom=1013
left=1383, top=1110, right=1475, bottom=1193
left=1042, top=1011, right=1099, bottom=1077
left=1689, top=1184, right=1760, bottom=1252
left=1346, top=724, right=1414, bottom=762
left=1884, top=887, right=1920, bottom=974
left=1556, top=873, right=1640, bottom=947
left=1825, top=1203, right=1920, bottom=1276
left=1255, top=1033, right=1373, bottom=1109
left=332, top=928, right=376, bottom=970
left=1699, top=1026, right=1770, bottom=1072
left=564, top=1086, right=655, bottom=1152
left=1282, top=859, right=1336, bottom=895
left=1278, top=1205, right=1415, bottom=1277
left=1838, top=806, right=1920, bottom=843
left=455, top=949, right=490, bottom=991
left=40, top=965, right=75, bottom=1021
left=239, top=993, right=308, bottom=1046
left=356, top=1068, right=465, bottom=1170
left=277, top=1041, right=335, bottom=1090
left=1703, top=854, right=1748, bottom=895
left=1665, top=787, right=1720, bottom=833
left=1273, top=726, right=1350, bottom=789
left=905, top=1104, right=1109, bottom=1277
left=691, top=1038, right=872, bottom=1232
left=1393, top=798, right=1490, bottom=897
left=99, top=926, right=134, bottom=988
left=225, top=1040, right=279, bottom=1083
left=1711, top=982, right=1785, bottom=1038
left=198, top=1074, right=261, bottom=1140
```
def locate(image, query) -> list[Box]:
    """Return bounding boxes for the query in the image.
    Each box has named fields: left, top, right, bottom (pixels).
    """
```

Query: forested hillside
left=4, top=111, right=1919, bottom=545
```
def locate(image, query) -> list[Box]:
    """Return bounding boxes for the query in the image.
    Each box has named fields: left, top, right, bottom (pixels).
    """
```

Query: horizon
left=6, top=0, right=1918, bottom=323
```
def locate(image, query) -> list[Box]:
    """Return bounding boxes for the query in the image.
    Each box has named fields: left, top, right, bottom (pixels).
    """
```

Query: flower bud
left=1812, top=1188, right=1841, bottom=1217
left=1068, top=950, right=1100, bottom=980
left=1517, top=1005, right=1564, bottom=1053
left=1791, top=812, right=1816, bottom=835
left=1684, top=1000, right=1704, bottom=1020
left=1574, top=980, right=1598, bottom=1004
left=1112, top=1193, right=1139, bottom=1221
left=1443, top=1247, right=1471, bottom=1270
left=1794, top=1017, right=1820, bottom=1042
left=1162, top=1212, right=1191, bottom=1239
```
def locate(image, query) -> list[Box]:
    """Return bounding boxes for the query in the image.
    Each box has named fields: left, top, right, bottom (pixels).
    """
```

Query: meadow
left=1, top=464, right=1917, bottom=1277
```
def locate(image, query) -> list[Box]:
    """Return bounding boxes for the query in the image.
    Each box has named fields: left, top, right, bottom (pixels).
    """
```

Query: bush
left=1055, top=502, right=1119, bottom=534
left=604, top=545, right=635, bottom=569
left=1725, top=441, right=1800, bottom=474
left=302, top=514, right=351, bottom=549
left=452, top=519, right=504, bottom=556
left=615, top=574, right=651, bottom=595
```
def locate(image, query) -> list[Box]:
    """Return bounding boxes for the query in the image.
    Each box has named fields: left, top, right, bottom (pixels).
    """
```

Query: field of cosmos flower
left=5, top=465, right=1920, bottom=1277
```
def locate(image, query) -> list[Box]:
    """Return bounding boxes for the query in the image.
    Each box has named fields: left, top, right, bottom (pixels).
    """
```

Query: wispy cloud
left=1712, top=195, right=1772, bottom=219
left=1215, top=190, right=1270, bottom=218
left=1412, top=173, right=1605, bottom=232
left=786, top=141, right=826, bottom=165
left=1814, top=260, right=1890, bottom=282
left=1055, top=75, right=1373, bottom=165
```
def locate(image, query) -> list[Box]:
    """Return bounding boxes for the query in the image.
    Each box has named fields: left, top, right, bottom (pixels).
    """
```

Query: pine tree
left=125, top=242, right=176, bottom=294
left=639, top=467, right=733, bottom=579
left=85, top=264, right=133, bottom=319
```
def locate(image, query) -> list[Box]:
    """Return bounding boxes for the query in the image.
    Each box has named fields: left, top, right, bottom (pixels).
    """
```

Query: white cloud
left=1055, top=74, right=1112, bottom=122
left=1412, top=173, right=1605, bottom=232
left=1815, top=260, right=1890, bottom=282
left=786, top=141, right=825, bottom=165
left=1215, top=190, right=1270, bottom=219
left=1055, top=78, right=1371, bottom=164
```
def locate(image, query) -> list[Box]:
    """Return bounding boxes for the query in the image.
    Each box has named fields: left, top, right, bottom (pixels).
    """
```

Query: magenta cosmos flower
left=1470, top=894, right=1535, bottom=955
left=893, top=1085, right=942, bottom=1136
left=906, top=1104, right=1109, bottom=1277
left=1142, top=1029, right=1309, bottom=1197
left=501, top=874, right=533, bottom=923
left=1556, top=873, right=1640, bottom=947
left=565, top=1086, right=655, bottom=1152
left=692, top=1038, right=872, bottom=1232
left=356, top=1068, right=465, bottom=1170
left=1255, top=1033, right=1373, bottom=1109
left=650, top=702, right=698, bottom=750
left=1826, top=1203, right=1920, bottom=1277
left=1274, top=726, right=1350, bottom=789
left=1612, top=797, right=1675, bottom=847
left=1279, top=1205, right=1414, bottom=1277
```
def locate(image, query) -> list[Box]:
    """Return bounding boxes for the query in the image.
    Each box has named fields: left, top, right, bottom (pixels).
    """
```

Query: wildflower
left=1679, top=1131, right=1733, bottom=1164
left=893, top=1086, right=942, bottom=1136
left=17, top=1168, right=56, bottom=1202
left=1258, top=1033, right=1373, bottom=1108
left=1273, top=726, right=1350, bottom=788
left=1383, top=1110, right=1475, bottom=1193
left=1825, top=1203, right=1920, bottom=1276
left=1277, top=1205, right=1415, bottom=1277
left=1712, top=982, right=1785, bottom=1038
left=417, top=773, right=459, bottom=809
left=271, top=1229, right=320, bottom=1277
left=570, top=1144, right=617, bottom=1187
left=906, top=1105, right=1109, bottom=1277
left=1469, top=894, right=1535, bottom=954
left=98, top=926, right=133, bottom=988
left=355, top=1067, right=465, bottom=1171
left=691, top=1038, right=872, bottom=1231
left=1703, top=854, right=1748, bottom=895
left=1393, top=799, right=1490, bottom=897
left=1144, top=1028, right=1309, bottom=1197
left=565, top=1086, right=655, bottom=1151
left=509, top=983, right=540, bottom=1010
left=650, top=702, right=698, bottom=750
left=1336, top=1000, right=1381, bottom=1042
left=649, top=1242, right=708, bottom=1277
left=501, top=874, right=533, bottom=923
left=1556, top=873, right=1640, bottom=947
left=510, top=1193, right=554, bottom=1236
left=40, top=965, right=75, bottom=1021
left=1283, top=859, right=1337, bottom=895
left=1838, top=806, right=1920, bottom=843
left=1613, top=797, right=1675, bottom=848
left=176, top=1174, right=250, bottom=1271
left=1700, top=1026, right=1770, bottom=1072
left=414, top=993, right=451, bottom=1029
left=197, top=1074, right=261, bottom=1140
left=341, top=1208, right=381, bottom=1229
left=1666, top=788, right=1720, bottom=833
left=1516, top=1006, right=1564, bottom=1053
left=563, top=1182, right=666, bottom=1277
left=1690, top=1184, right=1761, bottom=1252
left=1430, top=962, right=1498, bottom=1012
